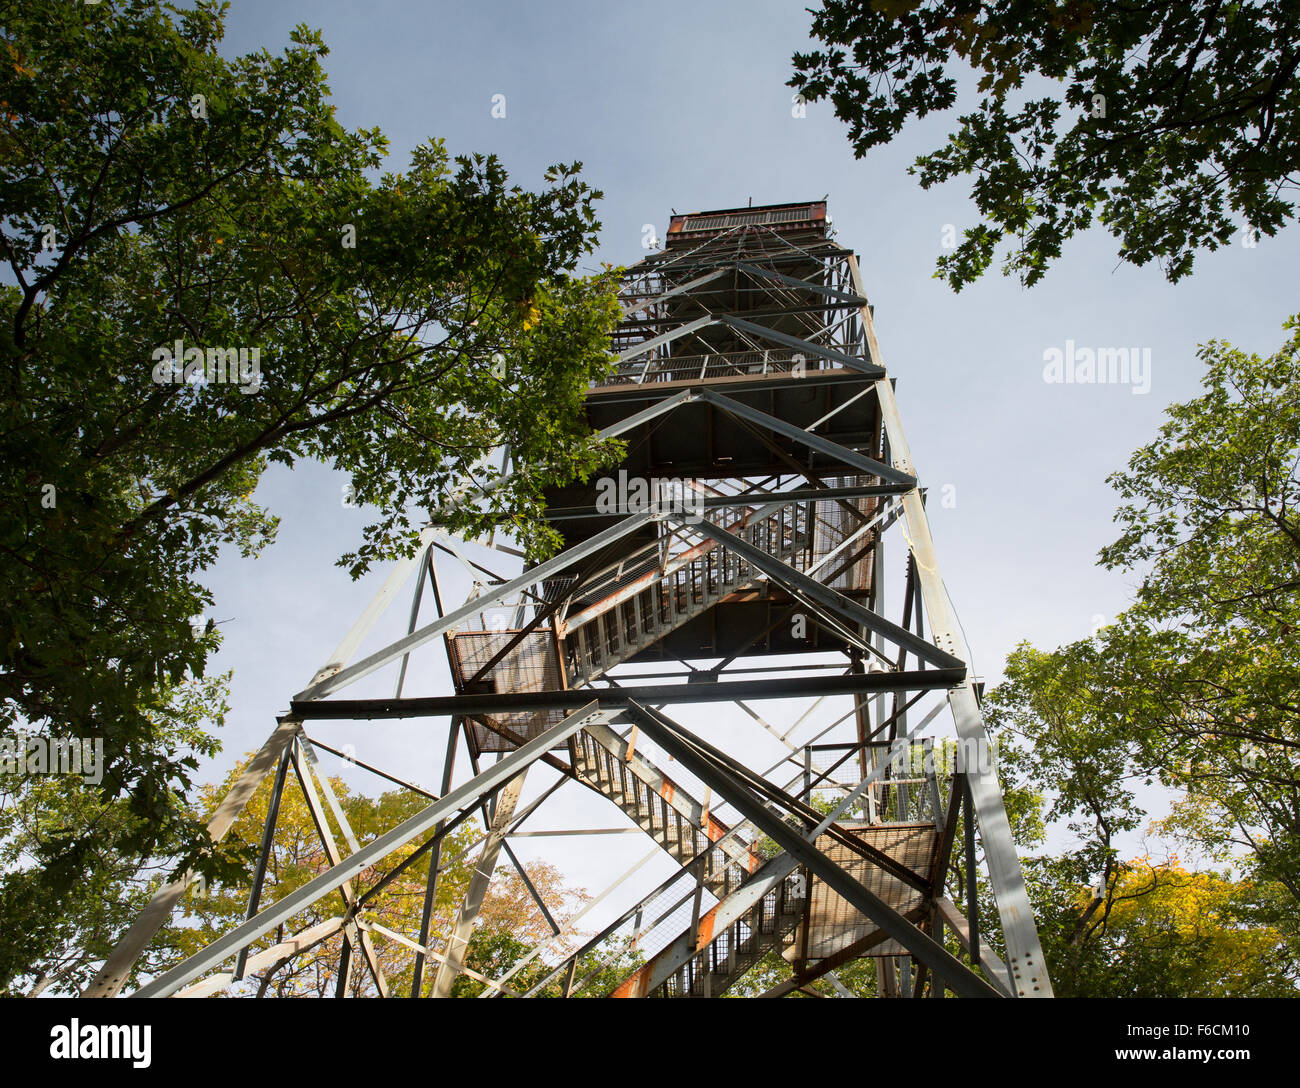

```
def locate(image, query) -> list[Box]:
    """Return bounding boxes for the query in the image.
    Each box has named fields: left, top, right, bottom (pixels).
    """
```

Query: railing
left=801, top=737, right=947, bottom=826
left=594, top=347, right=851, bottom=389
left=657, top=870, right=807, bottom=997
left=563, top=500, right=811, bottom=636
left=560, top=502, right=813, bottom=685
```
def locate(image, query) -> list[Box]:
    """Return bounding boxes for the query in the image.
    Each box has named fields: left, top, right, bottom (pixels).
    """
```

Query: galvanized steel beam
left=130, top=704, right=608, bottom=998
left=294, top=513, right=654, bottom=702
left=700, top=389, right=914, bottom=485
left=289, top=669, right=964, bottom=721
left=847, top=253, right=1053, bottom=998
left=622, top=702, right=1000, bottom=999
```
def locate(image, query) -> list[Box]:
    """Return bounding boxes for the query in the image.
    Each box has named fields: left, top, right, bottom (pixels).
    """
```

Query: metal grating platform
left=447, top=630, right=569, bottom=755
left=789, top=822, right=938, bottom=962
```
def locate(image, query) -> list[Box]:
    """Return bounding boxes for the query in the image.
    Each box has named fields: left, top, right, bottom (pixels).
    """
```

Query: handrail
left=561, top=501, right=813, bottom=638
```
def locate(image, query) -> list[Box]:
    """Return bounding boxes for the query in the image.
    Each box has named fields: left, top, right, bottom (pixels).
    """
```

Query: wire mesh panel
left=809, top=474, right=877, bottom=594
left=789, top=822, right=938, bottom=963
left=447, top=630, right=567, bottom=755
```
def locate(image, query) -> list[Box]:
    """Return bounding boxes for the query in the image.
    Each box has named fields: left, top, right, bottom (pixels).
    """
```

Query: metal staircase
left=605, top=740, right=949, bottom=998
left=611, top=856, right=808, bottom=998
left=560, top=500, right=811, bottom=686
left=568, top=720, right=758, bottom=898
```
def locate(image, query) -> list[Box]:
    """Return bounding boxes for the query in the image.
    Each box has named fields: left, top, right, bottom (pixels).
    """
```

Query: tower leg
left=430, top=768, right=531, bottom=997
left=852, top=262, right=1054, bottom=997
left=82, top=717, right=301, bottom=997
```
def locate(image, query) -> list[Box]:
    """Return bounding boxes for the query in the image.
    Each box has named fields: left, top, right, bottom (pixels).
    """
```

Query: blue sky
left=196, top=1, right=1300, bottom=912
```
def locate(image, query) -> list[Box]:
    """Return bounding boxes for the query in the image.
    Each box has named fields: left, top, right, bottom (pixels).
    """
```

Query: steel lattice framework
left=85, top=201, right=1053, bottom=1000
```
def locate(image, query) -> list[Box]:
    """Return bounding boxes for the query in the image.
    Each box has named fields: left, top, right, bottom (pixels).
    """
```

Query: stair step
left=563, top=507, right=813, bottom=685
left=654, top=875, right=806, bottom=997
left=569, top=729, right=755, bottom=902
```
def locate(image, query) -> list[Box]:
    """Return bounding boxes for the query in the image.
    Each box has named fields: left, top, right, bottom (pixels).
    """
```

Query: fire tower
left=87, top=201, right=1053, bottom=999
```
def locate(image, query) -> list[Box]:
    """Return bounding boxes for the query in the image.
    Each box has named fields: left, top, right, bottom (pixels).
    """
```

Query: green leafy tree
left=791, top=1, right=1300, bottom=288
left=991, top=683, right=1299, bottom=995
left=0, top=0, right=621, bottom=989
left=169, top=758, right=466, bottom=997
left=1096, top=318, right=1300, bottom=906
left=988, top=643, right=1149, bottom=905
left=1021, top=855, right=1296, bottom=997
left=0, top=673, right=235, bottom=995
left=445, top=928, right=643, bottom=998
left=986, top=316, right=1300, bottom=992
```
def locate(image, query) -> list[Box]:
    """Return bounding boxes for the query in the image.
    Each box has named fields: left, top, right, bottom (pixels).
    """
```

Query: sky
left=191, top=1, right=1300, bottom=934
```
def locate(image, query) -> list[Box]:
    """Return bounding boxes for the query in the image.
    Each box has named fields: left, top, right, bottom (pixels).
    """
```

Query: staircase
left=601, top=747, right=949, bottom=997
left=613, top=858, right=808, bottom=997
left=565, top=719, right=809, bottom=998
left=560, top=501, right=810, bottom=686
left=450, top=501, right=831, bottom=994
left=446, top=498, right=818, bottom=755
left=569, top=720, right=758, bottom=899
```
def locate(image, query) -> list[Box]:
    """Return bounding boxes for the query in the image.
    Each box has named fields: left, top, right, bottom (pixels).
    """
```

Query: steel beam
left=232, top=744, right=291, bottom=981
left=176, top=917, right=346, bottom=999
left=623, top=702, right=1001, bottom=999
left=620, top=268, right=728, bottom=319
left=431, top=767, right=530, bottom=997
left=294, top=512, right=654, bottom=701
left=700, top=389, right=913, bottom=485
left=760, top=908, right=926, bottom=998
left=289, top=669, right=964, bottom=720
left=716, top=315, right=884, bottom=377
left=616, top=315, right=714, bottom=364
left=411, top=719, right=460, bottom=996
left=83, top=718, right=302, bottom=998
left=542, top=483, right=910, bottom=521
left=593, top=388, right=698, bottom=441
left=290, top=741, right=391, bottom=997
left=732, top=261, right=867, bottom=307
left=130, top=704, right=608, bottom=998
left=690, top=517, right=963, bottom=671
left=587, top=368, right=869, bottom=404
left=847, top=253, right=1053, bottom=998
left=934, top=897, right=1014, bottom=996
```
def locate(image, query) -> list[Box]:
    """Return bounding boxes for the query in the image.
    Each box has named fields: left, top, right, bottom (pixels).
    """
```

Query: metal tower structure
left=86, top=200, right=1053, bottom=999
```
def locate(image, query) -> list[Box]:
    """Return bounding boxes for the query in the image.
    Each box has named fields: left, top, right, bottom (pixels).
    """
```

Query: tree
left=791, top=1, right=1300, bottom=288
left=990, top=670, right=1299, bottom=995
left=0, top=0, right=622, bottom=987
left=990, top=645, right=1300, bottom=993
left=985, top=316, right=1300, bottom=991
left=1096, top=317, right=1300, bottom=906
left=0, top=673, right=234, bottom=996
left=987, top=642, right=1150, bottom=907
left=1024, top=855, right=1296, bottom=997
left=444, top=928, right=644, bottom=998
